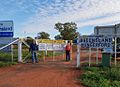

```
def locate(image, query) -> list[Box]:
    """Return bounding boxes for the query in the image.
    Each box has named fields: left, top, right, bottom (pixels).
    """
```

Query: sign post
left=89, top=48, right=91, bottom=67
left=43, top=51, right=45, bottom=62
left=11, top=44, right=14, bottom=62
left=115, top=37, right=117, bottom=66
left=77, top=36, right=80, bottom=67
left=53, top=51, right=55, bottom=61
left=96, top=48, right=99, bottom=64
left=77, top=44, right=80, bottom=67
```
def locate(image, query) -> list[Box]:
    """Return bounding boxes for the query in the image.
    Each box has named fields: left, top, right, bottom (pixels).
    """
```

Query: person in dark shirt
left=29, top=40, right=38, bottom=63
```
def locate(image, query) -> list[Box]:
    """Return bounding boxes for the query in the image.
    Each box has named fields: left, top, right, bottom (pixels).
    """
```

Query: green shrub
left=0, top=48, right=64, bottom=67
left=0, top=61, right=17, bottom=67
left=80, top=66, right=120, bottom=87
left=111, top=80, right=120, bottom=87
left=106, top=68, right=120, bottom=80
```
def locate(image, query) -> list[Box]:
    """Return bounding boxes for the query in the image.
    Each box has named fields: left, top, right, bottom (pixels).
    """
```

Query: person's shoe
left=32, top=62, right=35, bottom=64
left=66, top=59, right=70, bottom=61
left=35, top=61, right=39, bottom=64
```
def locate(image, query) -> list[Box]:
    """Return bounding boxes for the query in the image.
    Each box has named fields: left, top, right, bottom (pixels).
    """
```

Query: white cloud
left=78, top=13, right=120, bottom=27
left=21, top=0, right=120, bottom=38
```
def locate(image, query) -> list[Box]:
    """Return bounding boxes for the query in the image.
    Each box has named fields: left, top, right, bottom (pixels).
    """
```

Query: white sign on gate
left=79, top=36, right=113, bottom=48
left=53, top=44, right=65, bottom=51
left=38, top=43, right=66, bottom=51
left=46, top=43, right=53, bottom=51
left=38, top=43, right=46, bottom=51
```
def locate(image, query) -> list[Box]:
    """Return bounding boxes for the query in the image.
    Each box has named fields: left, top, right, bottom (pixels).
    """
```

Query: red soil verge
left=0, top=53, right=84, bottom=87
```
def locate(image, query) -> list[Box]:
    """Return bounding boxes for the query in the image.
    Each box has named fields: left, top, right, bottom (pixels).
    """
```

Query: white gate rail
left=0, top=39, right=19, bottom=51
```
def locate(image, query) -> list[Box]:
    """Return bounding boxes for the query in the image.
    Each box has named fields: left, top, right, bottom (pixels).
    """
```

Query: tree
left=25, top=36, right=33, bottom=45
left=37, top=32, right=50, bottom=39
left=55, top=22, right=78, bottom=40
left=54, top=34, right=62, bottom=40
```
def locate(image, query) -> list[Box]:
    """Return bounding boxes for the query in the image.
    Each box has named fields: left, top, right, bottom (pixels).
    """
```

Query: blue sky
left=1, top=0, right=120, bottom=39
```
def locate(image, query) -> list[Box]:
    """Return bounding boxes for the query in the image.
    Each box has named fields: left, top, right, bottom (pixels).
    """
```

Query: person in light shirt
left=65, top=41, right=71, bottom=61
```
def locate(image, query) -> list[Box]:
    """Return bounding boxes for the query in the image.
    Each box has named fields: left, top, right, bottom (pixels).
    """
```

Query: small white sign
left=46, top=43, right=53, bottom=51
left=38, top=43, right=66, bottom=51
left=38, top=43, right=46, bottom=51
left=53, top=44, right=65, bottom=50
left=103, top=48, right=113, bottom=53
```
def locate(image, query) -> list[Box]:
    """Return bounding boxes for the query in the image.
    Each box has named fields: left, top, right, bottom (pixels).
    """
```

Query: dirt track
left=0, top=54, right=83, bottom=87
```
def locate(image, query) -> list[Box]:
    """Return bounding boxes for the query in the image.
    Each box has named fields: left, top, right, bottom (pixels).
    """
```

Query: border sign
left=79, top=36, right=113, bottom=48
left=94, top=26, right=115, bottom=36
left=0, top=21, right=14, bottom=37
left=77, top=35, right=113, bottom=68
left=94, top=24, right=120, bottom=36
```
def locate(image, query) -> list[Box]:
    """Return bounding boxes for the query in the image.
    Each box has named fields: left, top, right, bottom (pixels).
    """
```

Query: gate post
left=18, top=39, right=22, bottom=62
left=77, top=36, right=80, bottom=67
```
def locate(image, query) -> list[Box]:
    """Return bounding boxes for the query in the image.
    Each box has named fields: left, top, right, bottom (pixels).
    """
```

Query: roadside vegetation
left=0, top=44, right=64, bottom=67
left=79, top=62, right=120, bottom=87
left=0, top=61, right=17, bottom=67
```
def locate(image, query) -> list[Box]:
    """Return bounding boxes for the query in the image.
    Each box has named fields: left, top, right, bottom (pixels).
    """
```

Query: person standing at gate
left=29, top=40, right=38, bottom=63
left=65, top=41, right=71, bottom=61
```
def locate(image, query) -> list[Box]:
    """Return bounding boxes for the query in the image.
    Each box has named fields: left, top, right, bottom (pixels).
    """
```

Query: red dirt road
left=0, top=55, right=83, bottom=87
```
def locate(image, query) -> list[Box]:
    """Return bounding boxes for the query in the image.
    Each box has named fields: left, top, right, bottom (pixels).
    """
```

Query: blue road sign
left=0, top=21, right=13, bottom=37
left=0, top=32, right=13, bottom=37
